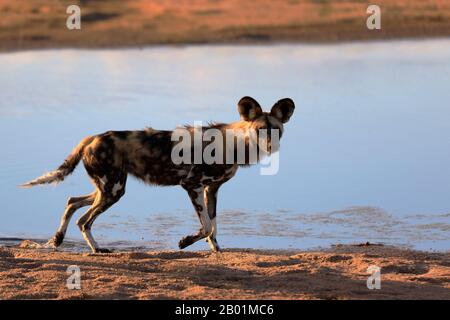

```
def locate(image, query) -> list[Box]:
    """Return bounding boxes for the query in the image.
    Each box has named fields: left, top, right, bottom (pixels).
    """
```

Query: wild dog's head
left=237, top=96, right=295, bottom=154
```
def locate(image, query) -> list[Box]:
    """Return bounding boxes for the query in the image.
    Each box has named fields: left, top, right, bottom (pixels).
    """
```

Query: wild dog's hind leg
left=47, top=192, right=96, bottom=248
left=178, top=185, right=213, bottom=250
left=76, top=172, right=127, bottom=253
left=204, top=185, right=220, bottom=252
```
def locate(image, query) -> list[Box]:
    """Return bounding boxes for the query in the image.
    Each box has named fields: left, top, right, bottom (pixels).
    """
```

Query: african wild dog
left=21, top=97, right=295, bottom=253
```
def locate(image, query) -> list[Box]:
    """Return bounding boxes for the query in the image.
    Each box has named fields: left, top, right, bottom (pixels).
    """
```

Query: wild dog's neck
left=221, top=120, right=252, bottom=136
left=175, top=121, right=271, bottom=166
left=220, top=121, right=268, bottom=166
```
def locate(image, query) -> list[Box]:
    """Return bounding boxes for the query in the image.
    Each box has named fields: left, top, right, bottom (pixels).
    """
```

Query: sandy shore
left=1, top=0, right=450, bottom=52
left=1, top=244, right=449, bottom=299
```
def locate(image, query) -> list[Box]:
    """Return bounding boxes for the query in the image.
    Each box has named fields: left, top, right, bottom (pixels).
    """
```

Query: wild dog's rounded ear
left=238, top=96, right=263, bottom=121
left=270, top=98, right=295, bottom=123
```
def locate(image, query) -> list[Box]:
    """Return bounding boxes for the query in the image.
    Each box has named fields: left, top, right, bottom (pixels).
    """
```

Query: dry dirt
left=1, top=244, right=449, bottom=299
left=1, top=0, right=449, bottom=51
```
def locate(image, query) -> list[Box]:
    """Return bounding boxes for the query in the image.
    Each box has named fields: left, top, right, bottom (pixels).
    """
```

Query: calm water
left=0, top=40, right=449, bottom=252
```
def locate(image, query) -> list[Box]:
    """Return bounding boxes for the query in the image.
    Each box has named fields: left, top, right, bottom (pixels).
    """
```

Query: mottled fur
left=21, top=97, right=295, bottom=253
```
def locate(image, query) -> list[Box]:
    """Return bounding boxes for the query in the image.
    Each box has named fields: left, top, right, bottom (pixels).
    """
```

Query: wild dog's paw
left=44, top=232, right=64, bottom=248
left=211, top=245, right=221, bottom=253
left=178, top=236, right=195, bottom=249
left=206, top=237, right=221, bottom=253
left=52, top=232, right=64, bottom=247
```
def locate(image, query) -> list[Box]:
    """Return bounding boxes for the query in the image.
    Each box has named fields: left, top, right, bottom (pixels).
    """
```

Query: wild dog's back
left=83, top=129, right=191, bottom=186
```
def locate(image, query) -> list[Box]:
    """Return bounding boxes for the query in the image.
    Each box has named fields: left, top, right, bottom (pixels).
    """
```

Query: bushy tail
left=20, top=136, right=94, bottom=188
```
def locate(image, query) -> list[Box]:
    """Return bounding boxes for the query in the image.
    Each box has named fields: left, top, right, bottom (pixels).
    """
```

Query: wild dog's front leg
left=179, top=185, right=213, bottom=250
left=204, top=185, right=220, bottom=252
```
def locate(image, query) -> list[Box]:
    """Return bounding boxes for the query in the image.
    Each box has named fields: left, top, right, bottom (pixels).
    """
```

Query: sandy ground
left=0, top=244, right=449, bottom=300
left=1, top=0, right=450, bottom=52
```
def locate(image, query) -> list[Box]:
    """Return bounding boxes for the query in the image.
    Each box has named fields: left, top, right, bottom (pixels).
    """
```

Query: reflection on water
left=0, top=40, right=449, bottom=251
